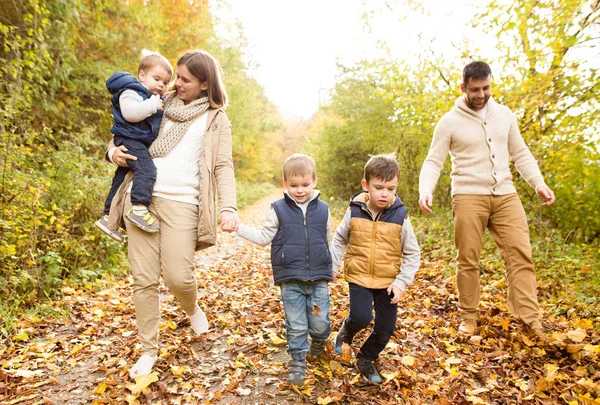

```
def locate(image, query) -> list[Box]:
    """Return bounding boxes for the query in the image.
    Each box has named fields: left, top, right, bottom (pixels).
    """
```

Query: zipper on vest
left=304, top=214, right=310, bottom=278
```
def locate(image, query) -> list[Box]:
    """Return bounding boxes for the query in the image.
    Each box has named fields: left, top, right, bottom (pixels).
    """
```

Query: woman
left=105, top=50, right=238, bottom=379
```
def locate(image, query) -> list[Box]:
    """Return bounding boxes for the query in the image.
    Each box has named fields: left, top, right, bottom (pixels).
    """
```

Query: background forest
left=1, top=0, right=599, bottom=335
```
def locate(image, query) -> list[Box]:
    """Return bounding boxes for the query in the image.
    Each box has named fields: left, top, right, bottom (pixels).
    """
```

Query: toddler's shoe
left=287, top=359, right=307, bottom=386
left=126, top=208, right=159, bottom=233
left=95, top=215, right=124, bottom=242
left=356, top=357, right=382, bottom=384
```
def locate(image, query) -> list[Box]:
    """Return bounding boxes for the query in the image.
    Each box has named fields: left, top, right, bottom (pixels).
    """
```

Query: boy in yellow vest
left=331, top=153, right=421, bottom=383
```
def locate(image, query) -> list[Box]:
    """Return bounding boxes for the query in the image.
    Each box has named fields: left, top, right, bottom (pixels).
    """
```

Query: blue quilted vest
left=106, top=72, right=163, bottom=146
left=270, top=193, right=332, bottom=285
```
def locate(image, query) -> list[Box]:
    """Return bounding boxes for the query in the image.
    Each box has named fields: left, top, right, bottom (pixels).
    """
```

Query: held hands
left=219, top=210, right=239, bottom=232
left=418, top=192, right=433, bottom=214
left=537, top=185, right=556, bottom=207
left=386, top=285, right=404, bottom=305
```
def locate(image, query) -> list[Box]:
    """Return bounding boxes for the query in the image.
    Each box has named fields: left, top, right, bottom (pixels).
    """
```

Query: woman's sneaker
left=126, top=208, right=159, bottom=233
left=356, top=357, right=382, bottom=384
left=94, top=215, right=124, bottom=242
left=334, top=321, right=350, bottom=354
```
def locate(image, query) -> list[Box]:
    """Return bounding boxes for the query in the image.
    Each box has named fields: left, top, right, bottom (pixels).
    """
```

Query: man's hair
left=462, top=61, right=492, bottom=85
left=138, top=50, right=173, bottom=78
left=177, top=50, right=228, bottom=108
left=283, top=154, right=317, bottom=181
left=364, top=153, right=400, bottom=183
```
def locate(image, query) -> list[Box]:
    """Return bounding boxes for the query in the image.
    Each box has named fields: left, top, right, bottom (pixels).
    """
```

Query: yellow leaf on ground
left=269, top=334, right=286, bottom=346
left=401, top=355, right=416, bottom=367
left=341, top=343, right=352, bottom=363
left=318, top=397, right=333, bottom=405
left=127, top=372, right=158, bottom=394
left=502, top=318, right=511, bottom=331
left=93, top=381, right=107, bottom=394
left=167, top=319, right=177, bottom=330
left=381, top=371, right=399, bottom=381
left=567, top=328, right=587, bottom=343
left=12, top=332, right=29, bottom=342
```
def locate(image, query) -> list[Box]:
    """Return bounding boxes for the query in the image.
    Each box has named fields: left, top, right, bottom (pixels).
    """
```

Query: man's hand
left=537, top=185, right=556, bottom=207
left=418, top=192, right=433, bottom=214
left=112, top=145, right=137, bottom=167
left=386, top=285, right=404, bottom=304
left=219, top=210, right=239, bottom=232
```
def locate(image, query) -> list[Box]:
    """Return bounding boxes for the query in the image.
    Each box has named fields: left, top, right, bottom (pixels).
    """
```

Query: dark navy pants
left=103, top=136, right=156, bottom=215
left=343, top=282, right=398, bottom=361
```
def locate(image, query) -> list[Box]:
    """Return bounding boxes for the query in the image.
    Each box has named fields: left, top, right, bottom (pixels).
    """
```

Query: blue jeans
left=280, top=280, right=331, bottom=361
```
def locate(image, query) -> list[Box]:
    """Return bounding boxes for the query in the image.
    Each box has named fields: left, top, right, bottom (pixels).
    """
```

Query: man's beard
left=465, top=94, right=490, bottom=111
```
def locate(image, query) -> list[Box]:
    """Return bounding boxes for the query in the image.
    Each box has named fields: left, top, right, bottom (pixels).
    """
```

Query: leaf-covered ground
left=1, top=190, right=599, bottom=404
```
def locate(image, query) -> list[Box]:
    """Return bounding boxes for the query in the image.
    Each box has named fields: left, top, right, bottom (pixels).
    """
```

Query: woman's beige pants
left=124, top=196, right=199, bottom=355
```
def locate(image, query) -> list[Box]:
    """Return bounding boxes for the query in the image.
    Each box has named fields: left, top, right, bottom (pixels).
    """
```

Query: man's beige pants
left=124, top=196, right=199, bottom=356
left=452, top=193, right=541, bottom=328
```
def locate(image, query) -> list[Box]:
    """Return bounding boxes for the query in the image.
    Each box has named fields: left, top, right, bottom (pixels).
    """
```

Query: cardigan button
left=488, top=138, right=492, bottom=142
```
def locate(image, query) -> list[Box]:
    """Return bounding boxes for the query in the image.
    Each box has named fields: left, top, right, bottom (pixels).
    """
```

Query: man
left=418, top=61, right=555, bottom=339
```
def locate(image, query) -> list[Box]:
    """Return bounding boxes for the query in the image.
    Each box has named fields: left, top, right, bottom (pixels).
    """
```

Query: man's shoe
left=309, top=339, right=326, bottom=357
left=334, top=321, right=350, bottom=354
left=356, top=357, right=382, bottom=384
left=459, top=318, right=478, bottom=336
left=95, top=215, right=124, bottom=242
left=287, top=359, right=307, bottom=386
left=525, top=322, right=550, bottom=344
left=126, top=208, right=159, bottom=233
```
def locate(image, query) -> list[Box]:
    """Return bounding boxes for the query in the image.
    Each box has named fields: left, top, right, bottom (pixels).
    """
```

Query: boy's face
left=283, top=173, right=317, bottom=204
left=139, top=65, right=172, bottom=96
left=361, top=176, right=398, bottom=211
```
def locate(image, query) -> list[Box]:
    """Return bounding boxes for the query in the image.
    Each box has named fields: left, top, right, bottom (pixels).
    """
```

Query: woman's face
left=175, top=64, right=208, bottom=104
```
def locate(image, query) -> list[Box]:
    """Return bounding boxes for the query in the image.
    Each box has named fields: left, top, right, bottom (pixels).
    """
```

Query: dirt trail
left=1, top=189, right=599, bottom=404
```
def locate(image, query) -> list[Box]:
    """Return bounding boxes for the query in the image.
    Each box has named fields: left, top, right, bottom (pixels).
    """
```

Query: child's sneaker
left=309, top=339, right=326, bottom=357
left=287, top=359, right=307, bottom=386
left=334, top=321, right=350, bottom=354
left=94, top=215, right=124, bottom=242
left=126, top=208, right=159, bottom=233
left=356, top=357, right=382, bottom=384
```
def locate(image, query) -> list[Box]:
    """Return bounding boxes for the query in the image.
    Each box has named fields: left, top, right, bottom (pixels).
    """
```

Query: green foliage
left=0, top=0, right=283, bottom=318
left=235, top=181, right=277, bottom=210
left=307, top=58, right=457, bottom=212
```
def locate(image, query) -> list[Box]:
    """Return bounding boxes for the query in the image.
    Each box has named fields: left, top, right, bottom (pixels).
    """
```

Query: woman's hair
left=138, top=50, right=173, bottom=78
left=177, top=50, right=228, bottom=108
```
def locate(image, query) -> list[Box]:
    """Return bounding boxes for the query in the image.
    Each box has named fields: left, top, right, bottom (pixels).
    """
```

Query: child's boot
left=287, top=359, right=307, bottom=386
left=356, top=357, right=382, bottom=384
left=126, top=206, right=159, bottom=233
left=95, top=215, right=124, bottom=242
left=334, top=321, right=350, bottom=354
left=309, top=339, right=326, bottom=357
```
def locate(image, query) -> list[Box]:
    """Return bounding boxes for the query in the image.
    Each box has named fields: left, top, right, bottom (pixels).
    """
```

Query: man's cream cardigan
left=419, top=96, right=547, bottom=197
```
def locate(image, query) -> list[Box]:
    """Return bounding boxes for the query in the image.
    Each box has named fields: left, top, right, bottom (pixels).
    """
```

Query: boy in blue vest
left=95, top=51, right=172, bottom=242
left=230, top=153, right=333, bottom=386
left=331, top=153, right=421, bottom=383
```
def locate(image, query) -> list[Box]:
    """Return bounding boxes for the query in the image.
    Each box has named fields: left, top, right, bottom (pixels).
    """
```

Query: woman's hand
left=112, top=145, right=137, bottom=167
left=219, top=210, right=239, bottom=232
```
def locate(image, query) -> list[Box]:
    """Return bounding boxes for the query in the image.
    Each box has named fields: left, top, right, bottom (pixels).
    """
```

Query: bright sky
left=214, top=0, right=491, bottom=119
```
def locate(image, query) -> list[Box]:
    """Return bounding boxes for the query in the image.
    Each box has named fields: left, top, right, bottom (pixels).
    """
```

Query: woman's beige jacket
left=106, top=109, right=237, bottom=251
